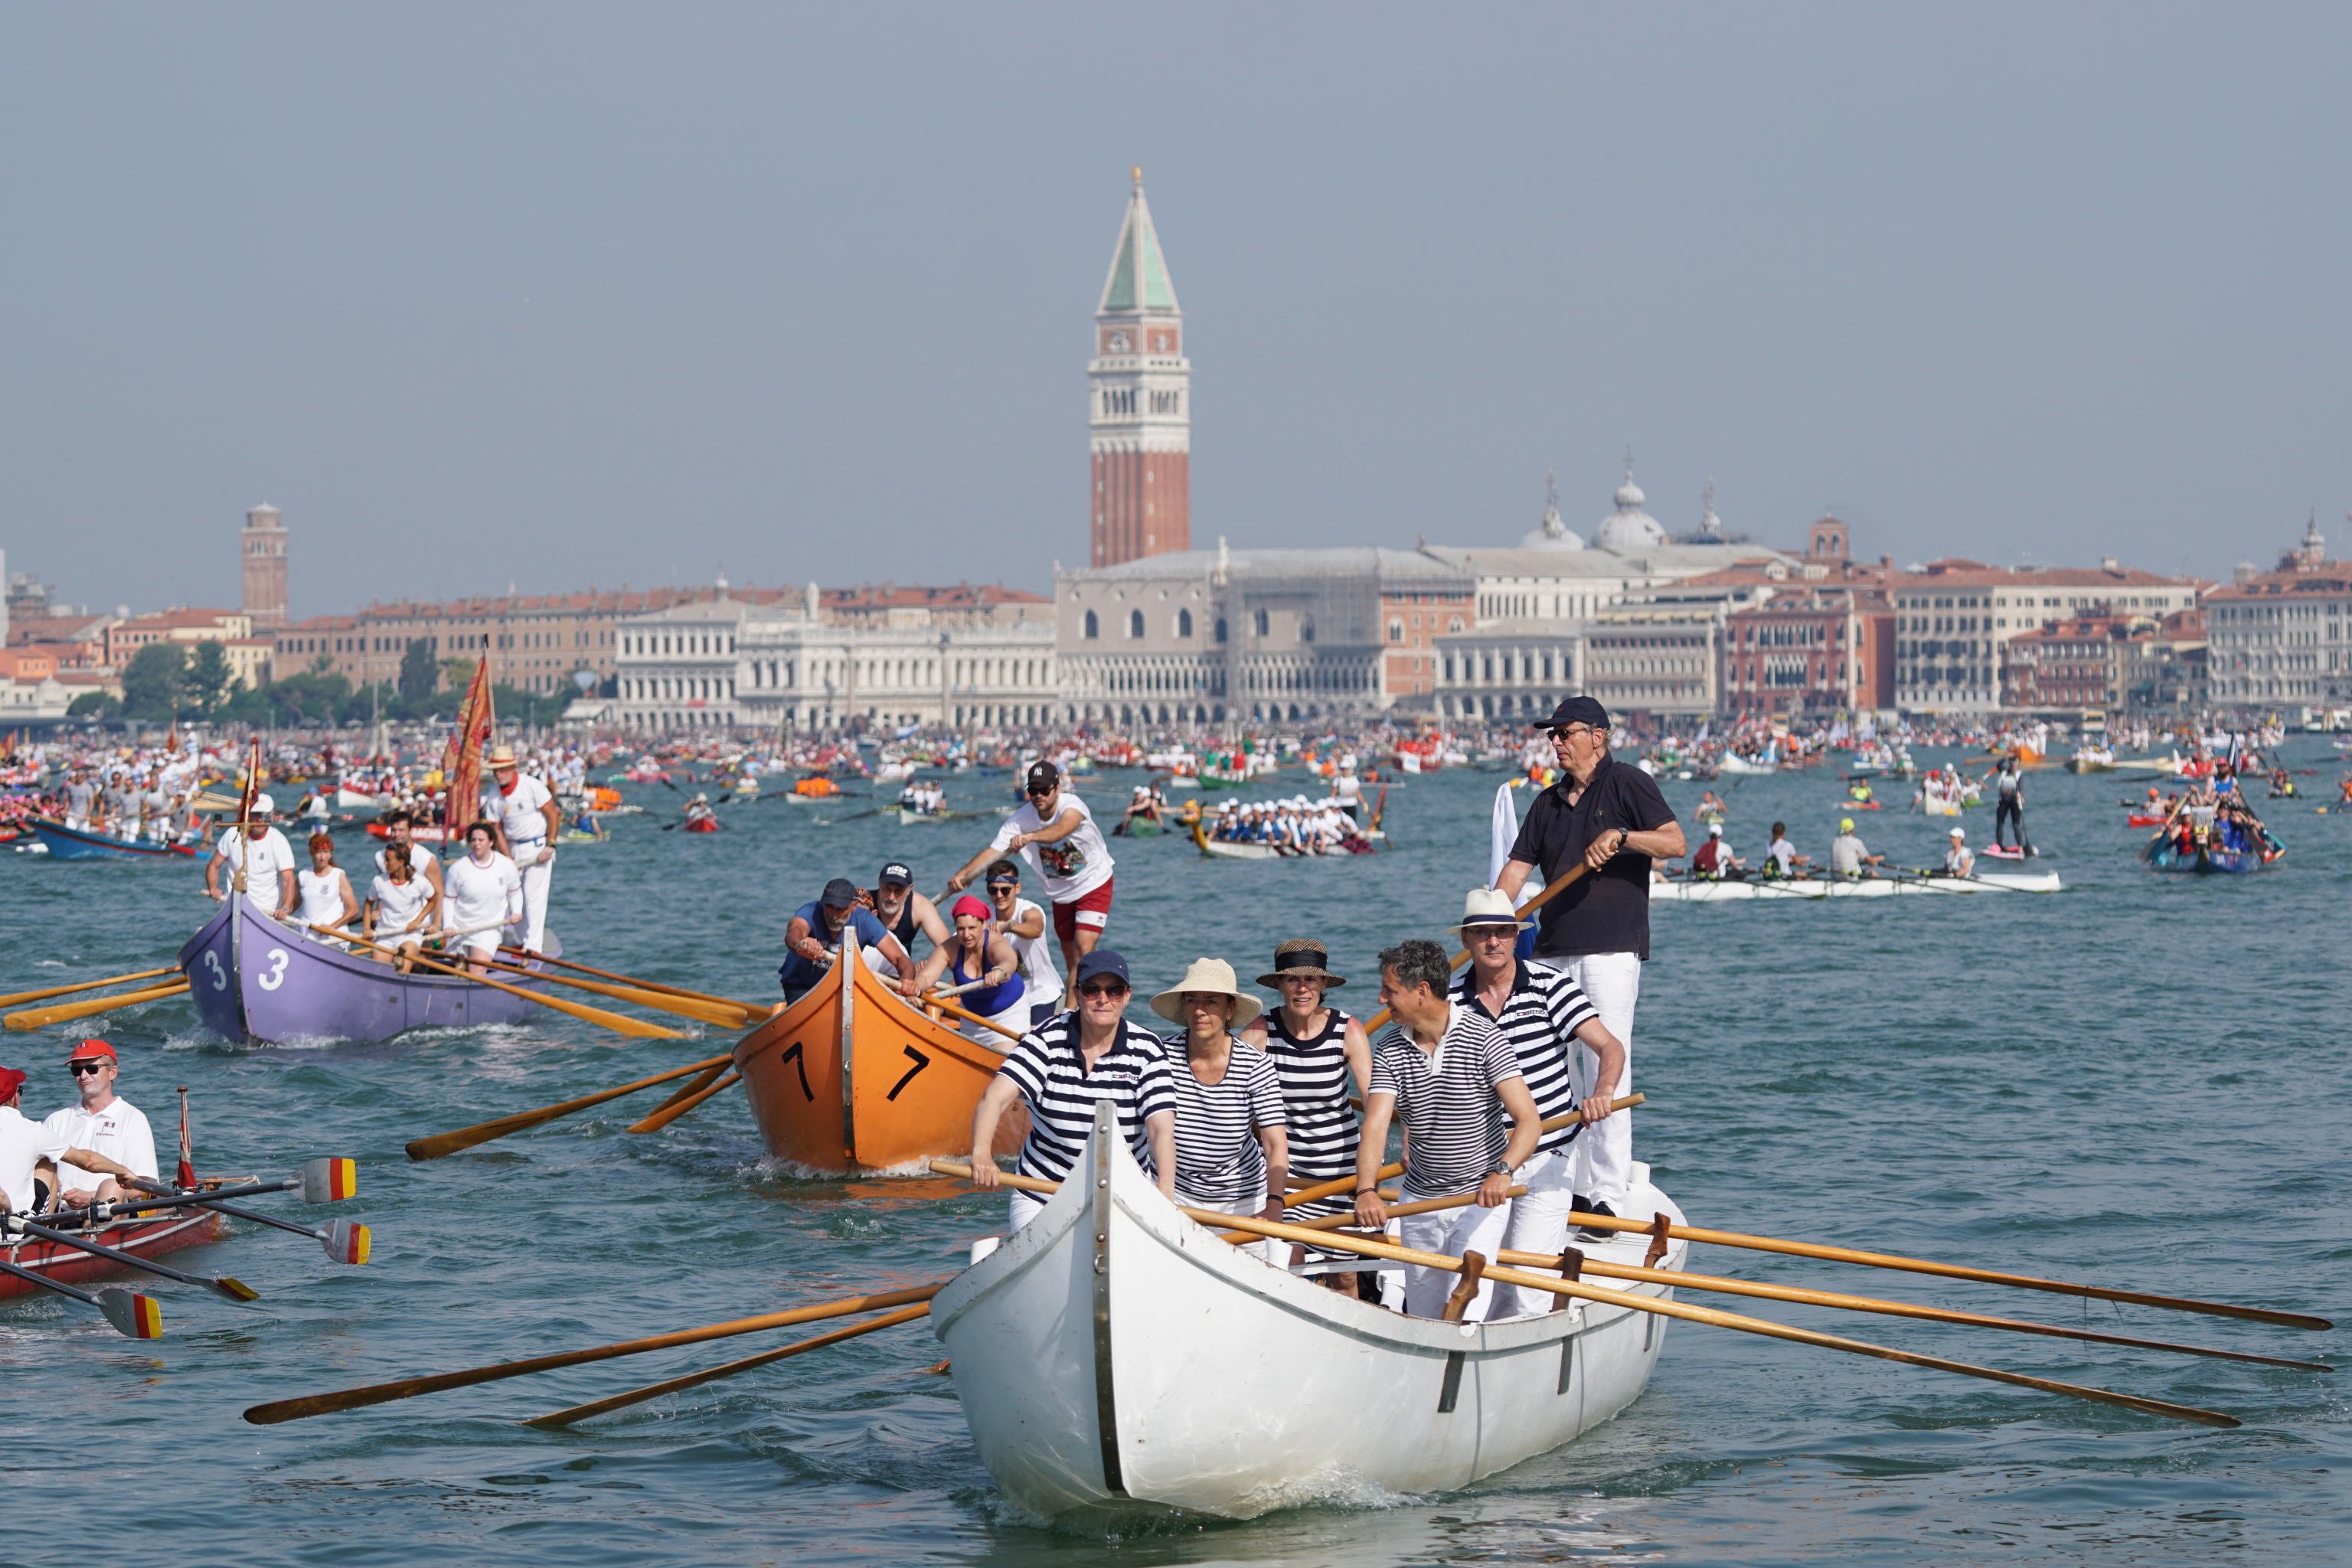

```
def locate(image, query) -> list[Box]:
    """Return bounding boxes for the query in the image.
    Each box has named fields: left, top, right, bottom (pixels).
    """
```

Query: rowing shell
left=0, top=1207, right=224, bottom=1300
left=934, top=1101, right=1686, bottom=1520
left=177, top=897, right=557, bottom=1044
left=28, top=819, right=198, bottom=861
left=730, top=931, right=1028, bottom=1174
left=1652, top=870, right=2061, bottom=901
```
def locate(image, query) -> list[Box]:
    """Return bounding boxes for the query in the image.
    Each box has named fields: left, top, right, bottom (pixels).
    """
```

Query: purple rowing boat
left=176, top=897, right=559, bottom=1044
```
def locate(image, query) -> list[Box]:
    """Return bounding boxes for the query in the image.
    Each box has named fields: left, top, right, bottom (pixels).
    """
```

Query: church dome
left=1594, top=468, right=1669, bottom=553
left=1518, top=470, right=1585, bottom=550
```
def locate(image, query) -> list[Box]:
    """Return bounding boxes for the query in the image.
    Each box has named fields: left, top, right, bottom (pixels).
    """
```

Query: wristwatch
left=1488, top=1156, right=1516, bottom=1178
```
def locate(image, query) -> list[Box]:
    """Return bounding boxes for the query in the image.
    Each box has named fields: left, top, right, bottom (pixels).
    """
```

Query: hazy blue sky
left=6, top=5, right=2347, bottom=619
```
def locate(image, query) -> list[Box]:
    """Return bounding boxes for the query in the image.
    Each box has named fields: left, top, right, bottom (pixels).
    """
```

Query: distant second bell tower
left=242, top=501, right=288, bottom=631
left=1089, top=168, right=1191, bottom=567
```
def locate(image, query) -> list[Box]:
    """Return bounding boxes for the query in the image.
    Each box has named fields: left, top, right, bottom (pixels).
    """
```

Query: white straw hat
left=1449, top=886, right=1532, bottom=934
left=1149, top=956, right=1263, bottom=1027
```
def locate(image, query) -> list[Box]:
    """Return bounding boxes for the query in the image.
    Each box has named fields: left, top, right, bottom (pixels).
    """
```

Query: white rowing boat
left=933, top=1102, right=1687, bottom=1521
left=1651, top=869, right=2061, bottom=901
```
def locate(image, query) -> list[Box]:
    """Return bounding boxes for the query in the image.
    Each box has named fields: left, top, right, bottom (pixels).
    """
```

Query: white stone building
left=2205, top=518, right=2352, bottom=708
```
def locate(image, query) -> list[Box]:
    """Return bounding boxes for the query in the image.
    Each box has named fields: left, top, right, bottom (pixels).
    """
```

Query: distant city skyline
left=5, top=6, right=2348, bottom=616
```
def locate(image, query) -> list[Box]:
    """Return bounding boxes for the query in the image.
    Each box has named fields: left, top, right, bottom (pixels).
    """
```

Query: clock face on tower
left=1108, top=331, right=1129, bottom=353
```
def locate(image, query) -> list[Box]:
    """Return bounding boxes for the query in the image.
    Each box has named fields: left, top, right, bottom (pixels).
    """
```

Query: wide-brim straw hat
left=1450, top=886, right=1533, bottom=934
left=487, top=744, right=519, bottom=767
left=1256, top=938, right=1347, bottom=990
left=1150, top=956, right=1263, bottom=1027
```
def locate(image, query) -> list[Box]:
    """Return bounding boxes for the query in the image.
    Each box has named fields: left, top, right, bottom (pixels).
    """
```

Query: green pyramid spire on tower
left=1099, top=168, right=1179, bottom=315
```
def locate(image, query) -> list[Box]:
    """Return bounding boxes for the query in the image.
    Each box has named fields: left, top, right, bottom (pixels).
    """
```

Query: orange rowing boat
left=732, top=933, right=1028, bottom=1174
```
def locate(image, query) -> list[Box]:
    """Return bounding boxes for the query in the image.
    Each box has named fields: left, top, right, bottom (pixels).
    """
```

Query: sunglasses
left=1551, top=725, right=1599, bottom=740
left=1026, top=787, right=1054, bottom=799
left=69, top=1061, right=108, bottom=1076
left=1076, top=982, right=1129, bottom=999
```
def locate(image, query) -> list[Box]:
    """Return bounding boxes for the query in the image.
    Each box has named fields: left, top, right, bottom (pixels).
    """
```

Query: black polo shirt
left=1507, top=753, right=1679, bottom=961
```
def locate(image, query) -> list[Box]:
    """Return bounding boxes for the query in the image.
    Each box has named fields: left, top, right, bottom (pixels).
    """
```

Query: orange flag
left=443, top=653, right=497, bottom=841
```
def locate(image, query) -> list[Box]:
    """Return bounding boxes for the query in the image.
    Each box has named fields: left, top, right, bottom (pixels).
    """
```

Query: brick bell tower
left=1089, top=168, right=1191, bottom=567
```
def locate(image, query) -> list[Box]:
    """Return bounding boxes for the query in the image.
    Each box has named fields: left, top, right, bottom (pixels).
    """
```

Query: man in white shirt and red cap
left=0, top=1066, right=47, bottom=1214
left=204, top=792, right=298, bottom=917
left=37, top=1040, right=158, bottom=1208
left=481, top=744, right=560, bottom=952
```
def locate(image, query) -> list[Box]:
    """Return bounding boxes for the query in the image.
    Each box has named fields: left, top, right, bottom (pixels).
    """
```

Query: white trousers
left=1399, top=1189, right=1514, bottom=1321
left=516, top=852, right=553, bottom=952
left=1563, top=950, right=1639, bottom=1208
left=1494, top=1144, right=1580, bottom=1318
left=1008, top=1190, right=1047, bottom=1232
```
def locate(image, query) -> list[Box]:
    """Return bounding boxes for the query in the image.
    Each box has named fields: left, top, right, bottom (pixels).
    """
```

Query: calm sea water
left=3, top=744, right=2344, bottom=1568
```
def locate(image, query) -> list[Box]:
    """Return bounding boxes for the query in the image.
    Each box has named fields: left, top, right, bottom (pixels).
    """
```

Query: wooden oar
left=497, top=950, right=759, bottom=1014
left=627, top=1070, right=741, bottom=1134
left=1557, top=1210, right=2331, bottom=1330
left=474, top=957, right=755, bottom=1030
left=6, top=978, right=191, bottom=1032
left=0, top=1256, right=163, bottom=1338
left=2, top=1214, right=258, bottom=1302
left=1276, top=1094, right=1645, bottom=1209
left=1483, top=1248, right=2331, bottom=1373
left=122, top=1176, right=370, bottom=1266
left=925, top=993, right=1022, bottom=1044
left=0, top=966, right=179, bottom=1010
left=318, top=926, right=683, bottom=1040
left=1190, top=1213, right=2240, bottom=1429
left=406, top=1052, right=733, bottom=1160
left=1361, top=863, right=1589, bottom=1031
left=242, top=1282, right=946, bottom=1424
left=524, top=1302, right=933, bottom=1427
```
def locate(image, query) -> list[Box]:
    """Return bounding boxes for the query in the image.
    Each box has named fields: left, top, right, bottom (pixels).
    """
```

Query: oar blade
left=300, top=1158, right=359, bottom=1204
left=96, top=1287, right=165, bottom=1340
left=322, top=1218, right=371, bottom=1266
left=211, top=1274, right=262, bottom=1304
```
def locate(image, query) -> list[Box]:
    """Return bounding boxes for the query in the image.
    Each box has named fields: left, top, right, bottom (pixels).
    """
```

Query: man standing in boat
left=204, top=793, right=298, bottom=918
left=481, top=746, right=560, bottom=954
left=779, top=877, right=919, bottom=1004
left=1354, top=939, right=1544, bottom=1321
left=1447, top=891, right=1625, bottom=1316
left=969, top=949, right=1176, bottom=1231
left=1494, top=697, right=1684, bottom=1236
left=946, top=761, right=1114, bottom=980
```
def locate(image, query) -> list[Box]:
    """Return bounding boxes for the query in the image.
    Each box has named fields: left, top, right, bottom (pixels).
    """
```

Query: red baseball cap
left=0, top=1067, right=24, bottom=1099
left=67, top=1038, right=117, bottom=1064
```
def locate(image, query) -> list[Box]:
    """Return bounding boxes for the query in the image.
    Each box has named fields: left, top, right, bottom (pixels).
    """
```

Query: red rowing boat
left=0, top=1207, right=225, bottom=1300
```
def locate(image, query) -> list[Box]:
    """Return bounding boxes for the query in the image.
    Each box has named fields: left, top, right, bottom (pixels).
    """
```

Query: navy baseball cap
left=877, top=861, right=913, bottom=887
left=1024, top=760, right=1060, bottom=794
left=821, top=877, right=861, bottom=909
left=1537, top=695, right=1609, bottom=731
left=1072, top=949, right=1131, bottom=989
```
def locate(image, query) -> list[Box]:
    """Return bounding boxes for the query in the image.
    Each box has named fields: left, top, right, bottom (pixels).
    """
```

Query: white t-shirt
left=1767, top=836, right=1798, bottom=876
left=443, top=851, right=522, bottom=936
left=41, top=1097, right=158, bottom=1195
left=482, top=774, right=555, bottom=848
left=0, top=1105, right=44, bottom=1212
left=296, top=867, right=353, bottom=929
left=1945, top=845, right=1974, bottom=877
left=1003, top=897, right=1063, bottom=1008
left=216, top=827, right=298, bottom=906
left=989, top=792, right=1112, bottom=903
left=369, top=873, right=435, bottom=936
left=1830, top=834, right=1869, bottom=877
left=374, top=844, right=443, bottom=888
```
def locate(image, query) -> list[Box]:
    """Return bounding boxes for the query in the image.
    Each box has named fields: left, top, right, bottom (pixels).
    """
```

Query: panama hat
left=1257, top=938, right=1347, bottom=989
left=1150, top=956, right=1263, bottom=1027
left=486, top=744, right=519, bottom=767
left=1449, top=887, right=1532, bottom=934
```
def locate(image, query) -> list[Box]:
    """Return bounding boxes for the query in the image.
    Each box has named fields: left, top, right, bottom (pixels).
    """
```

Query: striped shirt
left=1158, top=1034, right=1286, bottom=1204
left=1452, top=959, right=1596, bottom=1155
left=1259, top=1005, right=1361, bottom=1187
left=1367, top=1003, right=1522, bottom=1197
left=994, top=1015, right=1176, bottom=1184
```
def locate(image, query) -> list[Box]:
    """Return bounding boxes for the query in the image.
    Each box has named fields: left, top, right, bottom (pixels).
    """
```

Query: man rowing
left=946, top=760, right=1114, bottom=978
left=481, top=745, right=560, bottom=953
left=204, top=793, right=297, bottom=918
left=1354, top=939, right=1544, bottom=1321
left=37, top=1040, right=158, bottom=1209
left=1494, top=696, right=1681, bottom=1235
left=0, top=1067, right=44, bottom=1215
left=373, top=809, right=445, bottom=900
left=1449, top=890, right=1625, bottom=1310
left=1148, top=957, right=1289, bottom=1260
left=969, top=949, right=1177, bottom=1231
left=779, top=877, right=918, bottom=1004
left=1690, top=822, right=1743, bottom=878
left=982, top=859, right=1064, bottom=1027
left=1829, top=817, right=1885, bottom=877
left=864, top=861, right=947, bottom=966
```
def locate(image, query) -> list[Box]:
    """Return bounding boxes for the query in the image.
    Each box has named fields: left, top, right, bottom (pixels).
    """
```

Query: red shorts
left=1052, top=877, right=1114, bottom=942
